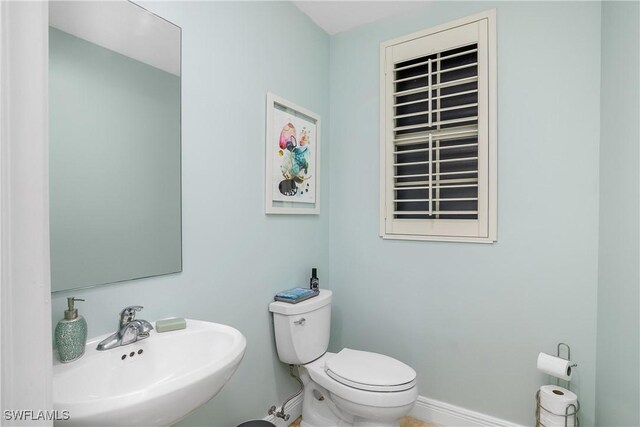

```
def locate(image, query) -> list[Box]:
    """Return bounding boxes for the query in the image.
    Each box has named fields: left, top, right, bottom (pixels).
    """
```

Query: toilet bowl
left=302, top=350, right=418, bottom=426
left=269, top=290, right=418, bottom=427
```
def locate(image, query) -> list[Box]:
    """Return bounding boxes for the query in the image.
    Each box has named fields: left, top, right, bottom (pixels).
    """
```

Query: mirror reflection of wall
left=49, top=1, right=182, bottom=292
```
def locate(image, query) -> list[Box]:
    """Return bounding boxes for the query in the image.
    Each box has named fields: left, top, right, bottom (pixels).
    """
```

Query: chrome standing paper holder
left=535, top=343, right=580, bottom=427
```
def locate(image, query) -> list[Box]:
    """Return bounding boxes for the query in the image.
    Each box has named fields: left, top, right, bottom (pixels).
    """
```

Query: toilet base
left=300, top=374, right=351, bottom=427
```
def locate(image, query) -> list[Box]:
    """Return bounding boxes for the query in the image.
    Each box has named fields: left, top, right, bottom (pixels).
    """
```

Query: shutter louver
left=392, top=43, right=479, bottom=220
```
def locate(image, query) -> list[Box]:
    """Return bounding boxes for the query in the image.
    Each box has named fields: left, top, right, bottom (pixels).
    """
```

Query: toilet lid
left=325, top=348, right=416, bottom=392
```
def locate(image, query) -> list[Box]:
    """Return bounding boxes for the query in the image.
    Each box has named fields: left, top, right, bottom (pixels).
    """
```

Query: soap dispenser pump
left=55, top=297, right=88, bottom=363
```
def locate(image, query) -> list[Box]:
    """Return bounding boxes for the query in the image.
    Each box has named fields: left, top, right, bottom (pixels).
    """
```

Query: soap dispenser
left=55, top=297, right=87, bottom=363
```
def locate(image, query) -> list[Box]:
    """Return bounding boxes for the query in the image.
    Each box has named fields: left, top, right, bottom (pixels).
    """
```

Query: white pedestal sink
left=53, top=319, right=246, bottom=426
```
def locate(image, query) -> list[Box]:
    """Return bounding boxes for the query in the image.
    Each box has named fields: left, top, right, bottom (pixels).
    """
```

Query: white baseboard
left=410, top=396, right=525, bottom=427
left=263, top=393, right=304, bottom=427
left=263, top=394, right=524, bottom=427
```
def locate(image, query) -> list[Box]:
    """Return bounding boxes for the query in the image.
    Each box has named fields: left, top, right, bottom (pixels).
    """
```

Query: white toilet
left=269, top=290, right=418, bottom=427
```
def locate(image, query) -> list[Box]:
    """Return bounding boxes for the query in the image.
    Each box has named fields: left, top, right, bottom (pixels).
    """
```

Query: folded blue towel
left=274, top=287, right=319, bottom=304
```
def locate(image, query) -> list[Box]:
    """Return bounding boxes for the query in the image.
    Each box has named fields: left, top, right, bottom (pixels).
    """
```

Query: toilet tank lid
left=269, top=289, right=332, bottom=315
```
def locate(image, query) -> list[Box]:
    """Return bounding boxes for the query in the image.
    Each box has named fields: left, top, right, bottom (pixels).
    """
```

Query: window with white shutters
left=380, top=11, right=497, bottom=242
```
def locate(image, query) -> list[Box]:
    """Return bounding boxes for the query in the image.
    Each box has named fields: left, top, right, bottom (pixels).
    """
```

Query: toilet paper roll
left=540, top=410, right=577, bottom=427
left=537, top=352, right=573, bottom=381
left=540, top=412, right=576, bottom=427
left=539, top=385, right=578, bottom=427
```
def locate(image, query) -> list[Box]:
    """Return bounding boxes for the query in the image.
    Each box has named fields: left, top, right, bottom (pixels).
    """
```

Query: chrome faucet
left=97, top=305, right=154, bottom=351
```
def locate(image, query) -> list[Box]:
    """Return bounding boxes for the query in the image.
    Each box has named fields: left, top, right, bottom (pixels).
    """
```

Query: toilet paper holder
left=536, top=390, right=579, bottom=427
left=535, top=343, right=580, bottom=427
left=555, top=343, right=578, bottom=388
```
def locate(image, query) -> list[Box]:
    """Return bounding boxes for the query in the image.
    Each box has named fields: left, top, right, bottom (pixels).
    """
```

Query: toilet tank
left=268, top=289, right=332, bottom=364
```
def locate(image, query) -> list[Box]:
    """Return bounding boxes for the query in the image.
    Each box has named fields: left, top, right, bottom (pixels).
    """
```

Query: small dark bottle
left=310, top=268, right=319, bottom=291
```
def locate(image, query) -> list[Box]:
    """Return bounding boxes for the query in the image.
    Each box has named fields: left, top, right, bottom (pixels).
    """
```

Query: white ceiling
left=49, top=1, right=181, bottom=76
left=293, top=1, right=434, bottom=35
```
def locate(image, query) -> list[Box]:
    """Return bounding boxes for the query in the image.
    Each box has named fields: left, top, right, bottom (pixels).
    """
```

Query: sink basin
left=53, top=319, right=246, bottom=426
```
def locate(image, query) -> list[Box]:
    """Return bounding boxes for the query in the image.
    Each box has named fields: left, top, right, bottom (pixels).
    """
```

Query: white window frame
left=379, top=9, right=497, bottom=243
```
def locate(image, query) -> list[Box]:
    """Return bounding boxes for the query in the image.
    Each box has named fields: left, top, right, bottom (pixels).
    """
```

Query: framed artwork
left=265, top=93, right=321, bottom=214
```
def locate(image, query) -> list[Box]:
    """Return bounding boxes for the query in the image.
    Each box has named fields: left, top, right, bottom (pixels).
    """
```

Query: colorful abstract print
left=272, top=110, right=315, bottom=203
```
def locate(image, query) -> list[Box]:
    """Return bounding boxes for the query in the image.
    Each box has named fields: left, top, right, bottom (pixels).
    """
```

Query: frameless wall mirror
left=49, top=1, right=182, bottom=292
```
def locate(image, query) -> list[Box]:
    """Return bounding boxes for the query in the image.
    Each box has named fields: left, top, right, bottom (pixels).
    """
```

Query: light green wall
left=596, top=2, right=640, bottom=426
left=328, top=2, right=601, bottom=425
left=49, top=28, right=182, bottom=291
left=50, top=2, right=330, bottom=426
left=48, top=2, right=640, bottom=426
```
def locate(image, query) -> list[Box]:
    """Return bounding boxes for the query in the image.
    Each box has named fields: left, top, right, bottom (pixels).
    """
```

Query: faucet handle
left=119, top=305, right=144, bottom=326
left=135, top=319, right=154, bottom=338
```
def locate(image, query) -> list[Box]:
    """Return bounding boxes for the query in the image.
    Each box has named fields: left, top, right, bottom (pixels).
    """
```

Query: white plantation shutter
left=380, top=13, right=496, bottom=242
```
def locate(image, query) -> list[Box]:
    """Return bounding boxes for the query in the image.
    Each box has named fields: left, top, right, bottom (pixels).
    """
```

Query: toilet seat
left=304, top=353, right=418, bottom=410
left=324, top=348, right=416, bottom=392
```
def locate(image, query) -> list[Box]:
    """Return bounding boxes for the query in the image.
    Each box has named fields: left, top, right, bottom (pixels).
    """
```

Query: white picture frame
left=265, top=93, right=321, bottom=215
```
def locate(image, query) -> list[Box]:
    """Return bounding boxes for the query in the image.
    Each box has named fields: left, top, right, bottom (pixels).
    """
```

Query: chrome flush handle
left=294, top=318, right=306, bottom=325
